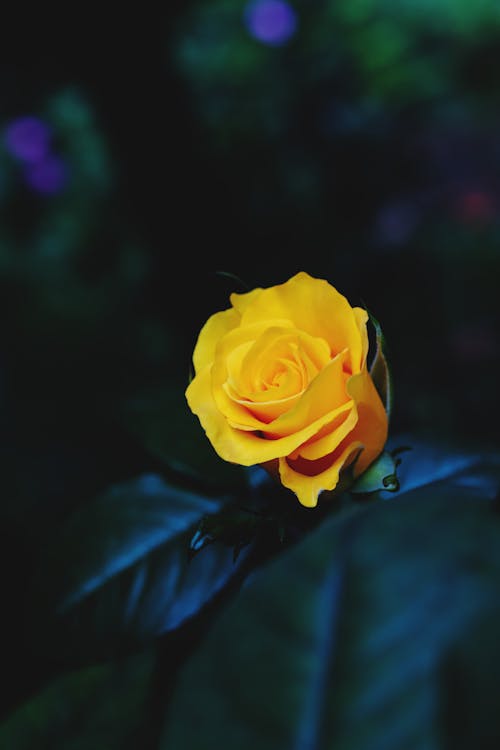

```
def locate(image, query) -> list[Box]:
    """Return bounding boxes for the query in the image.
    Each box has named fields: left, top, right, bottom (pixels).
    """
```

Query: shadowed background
left=0, top=2, right=500, bottom=746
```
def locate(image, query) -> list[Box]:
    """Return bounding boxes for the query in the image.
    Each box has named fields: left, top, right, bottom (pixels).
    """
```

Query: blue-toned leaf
left=381, top=436, right=500, bottom=498
left=30, top=474, right=248, bottom=668
left=161, top=450, right=500, bottom=750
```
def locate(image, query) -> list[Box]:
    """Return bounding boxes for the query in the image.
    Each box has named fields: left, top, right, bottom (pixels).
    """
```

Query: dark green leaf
left=368, top=312, right=393, bottom=421
left=439, top=609, right=500, bottom=750
left=0, top=651, right=154, bottom=750
left=161, top=449, right=500, bottom=750
left=124, top=385, right=248, bottom=493
left=189, top=505, right=262, bottom=561
left=215, top=270, right=250, bottom=291
left=29, top=474, right=248, bottom=669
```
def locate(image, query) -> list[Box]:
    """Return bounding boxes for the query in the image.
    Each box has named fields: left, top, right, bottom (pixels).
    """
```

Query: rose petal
left=261, top=350, right=350, bottom=438
left=223, top=327, right=332, bottom=424
left=289, top=401, right=357, bottom=461
left=293, top=365, right=380, bottom=461
left=228, top=286, right=263, bottom=315
left=212, top=320, right=296, bottom=429
left=239, top=327, right=330, bottom=397
left=279, top=441, right=364, bottom=508
left=227, top=395, right=304, bottom=423
left=186, top=363, right=357, bottom=465
left=344, top=367, right=388, bottom=476
left=278, top=368, right=388, bottom=507
left=192, top=307, right=241, bottom=374
left=231, top=272, right=364, bottom=371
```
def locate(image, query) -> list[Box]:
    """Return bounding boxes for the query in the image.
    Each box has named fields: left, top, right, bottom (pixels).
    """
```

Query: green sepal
left=189, top=494, right=306, bottom=562
left=215, top=270, right=250, bottom=291
left=189, top=506, right=264, bottom=563
left=368, top=311, right=393, bottom=422
left=349, top=449, right=402, bottom=495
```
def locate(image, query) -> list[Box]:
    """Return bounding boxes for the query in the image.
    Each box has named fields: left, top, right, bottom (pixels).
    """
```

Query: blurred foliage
left=162, top=445, right=500, bottom=750
left=0, top=650, right=154, bottom=750
left=0, top=0, right=500, bottom=747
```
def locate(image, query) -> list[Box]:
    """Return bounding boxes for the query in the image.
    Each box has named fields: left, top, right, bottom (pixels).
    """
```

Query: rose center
left=223, top=328, right=332, bottom=422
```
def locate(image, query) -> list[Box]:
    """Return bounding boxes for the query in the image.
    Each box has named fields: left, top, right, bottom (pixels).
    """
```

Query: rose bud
left=186, top=272, right=388, bottom=508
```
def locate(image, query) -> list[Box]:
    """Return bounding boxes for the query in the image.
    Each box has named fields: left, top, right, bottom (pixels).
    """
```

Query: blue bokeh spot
left=244, top=0, right=298, bottom=46
left=24, top=155, right=69, bottom=195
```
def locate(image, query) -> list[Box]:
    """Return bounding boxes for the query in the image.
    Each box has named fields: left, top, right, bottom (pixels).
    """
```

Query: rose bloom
left=186, top=272, right=388, bottom=507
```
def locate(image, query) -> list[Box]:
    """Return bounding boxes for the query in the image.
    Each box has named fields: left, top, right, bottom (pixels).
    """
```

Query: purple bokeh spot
left=23, top=155, right=69, bottom=195
left=244, top=0, right=298, bottom=46
left=4, top=116, right=52, bottom=163
left=376, top=201, right=419, bottom=246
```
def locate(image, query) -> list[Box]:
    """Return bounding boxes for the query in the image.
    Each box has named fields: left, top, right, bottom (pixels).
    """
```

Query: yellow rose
left=185, top=272, right=388, bottom=508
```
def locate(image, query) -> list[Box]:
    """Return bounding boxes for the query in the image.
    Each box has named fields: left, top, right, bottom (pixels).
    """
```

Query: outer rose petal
left=278, top=368, right=388, bottom=507
left=228, top=286, right=263, bottom=315
left=345, top=367, right=388, bottom=476
left=353, top=307, right=369, bottom=369
left=186, top=361, right=355, bottom=465
left=213, top=347, right=350, bottom=437
left=278, top=441, right=364, bottom=509
left=192, top=307, right=241, bottom=374
left=231, top=272, right=364, bottom=372
left=186, top=272, right=389, bottom=510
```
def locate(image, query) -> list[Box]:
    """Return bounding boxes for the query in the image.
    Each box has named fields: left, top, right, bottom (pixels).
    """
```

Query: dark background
left=1, top=0, right=499, bottom=543
left=1, top=2, right=499, bottom=574
left=0, top=1, right=500, bottom=741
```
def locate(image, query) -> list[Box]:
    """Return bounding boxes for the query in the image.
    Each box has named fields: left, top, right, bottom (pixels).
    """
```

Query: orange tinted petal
left=278, top=367, right=388, bottom=507
left=290, top=401, right=357, bottom=460
left=344, top=367, right=388, bottom=476
left=279, top=441, right=364, bottom=508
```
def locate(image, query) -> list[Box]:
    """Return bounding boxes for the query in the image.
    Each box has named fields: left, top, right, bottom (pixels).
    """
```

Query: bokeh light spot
left=457, top=190, right=496, bottom=223
left=23, top=155, right=69, bottom=195
left=4, top=116, right=52, bottom=163
left=243, top=0, right=298, bottom=46
left=375, top=200, right=419, bottom=246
